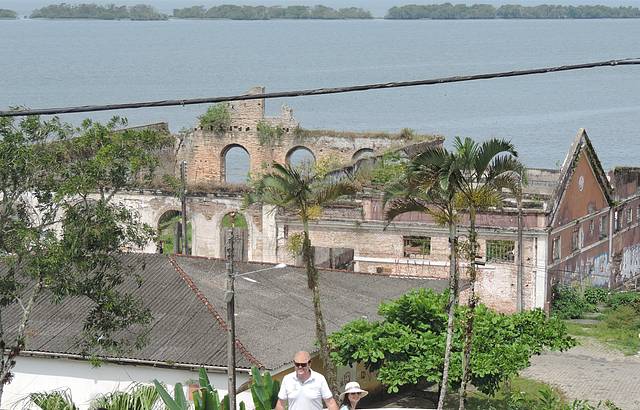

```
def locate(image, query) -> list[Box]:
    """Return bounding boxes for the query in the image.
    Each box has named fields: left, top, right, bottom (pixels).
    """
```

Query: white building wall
left=535, top=234, right=548, bottom=309
left=2, top=356, right=249, bottom=410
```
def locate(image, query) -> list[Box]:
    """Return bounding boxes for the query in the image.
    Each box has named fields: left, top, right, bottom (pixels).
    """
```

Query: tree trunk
left=437, top=220, right=458, bottom=410
left=302, top=221, right=339, bottom=397
left=459, top=209, right=478, bottom=410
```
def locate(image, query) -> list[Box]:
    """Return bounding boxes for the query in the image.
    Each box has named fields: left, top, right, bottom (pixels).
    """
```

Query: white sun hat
left=339, top=381, right=369, bottom=400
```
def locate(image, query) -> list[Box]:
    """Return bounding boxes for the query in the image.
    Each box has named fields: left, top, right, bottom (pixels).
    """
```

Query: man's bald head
left=294, top=351, right=310, bottom=363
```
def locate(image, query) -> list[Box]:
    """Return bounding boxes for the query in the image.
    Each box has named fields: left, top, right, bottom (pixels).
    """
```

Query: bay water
left=1, top=18, right=640, bottom=169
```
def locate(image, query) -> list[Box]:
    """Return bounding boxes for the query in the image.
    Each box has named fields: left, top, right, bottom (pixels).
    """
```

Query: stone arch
left=157, top=209, right=192, bottom=255
left=352, top=148, right=374, bottom=162
left=221, top=144, right=251, bottom=184
left=286, top=146, right=315, bottom=169
left=219, top=211, right=249, bottom=262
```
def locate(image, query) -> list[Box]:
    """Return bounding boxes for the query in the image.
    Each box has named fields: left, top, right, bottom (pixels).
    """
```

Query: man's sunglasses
left=294, top=361, right=310, bottom=368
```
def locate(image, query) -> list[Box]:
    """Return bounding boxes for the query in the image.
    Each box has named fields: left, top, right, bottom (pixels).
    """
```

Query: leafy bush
left=329, top=289, right=575, bottom=395
left=607, top=291, right=640, bottom=309
left=584, top=286, right=608, bottom=306
left=199, top=104, right=231, bottom=135
left=551, top=285, right=593, bottom=319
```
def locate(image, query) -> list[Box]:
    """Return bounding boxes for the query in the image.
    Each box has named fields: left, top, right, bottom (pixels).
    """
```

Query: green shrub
left=199, top=104, right=231, bottom=135
left=584, top=286, right=608, bottom=305
left=607, top=291, right=640, bottom=309
left=551, top=285, right=593, bottom=319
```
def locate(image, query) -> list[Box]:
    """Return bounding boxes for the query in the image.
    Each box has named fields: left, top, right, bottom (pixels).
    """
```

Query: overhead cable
left=1, top=57, right=639, bottom=117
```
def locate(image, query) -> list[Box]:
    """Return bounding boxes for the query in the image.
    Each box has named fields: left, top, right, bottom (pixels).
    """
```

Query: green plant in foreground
left=329, top=289, right=575, bottom=396
left=90, top=384, right=159, bottom=409
left=26, top=389, right=78, bottom=410
left=250, top=367, right=280, bottom=410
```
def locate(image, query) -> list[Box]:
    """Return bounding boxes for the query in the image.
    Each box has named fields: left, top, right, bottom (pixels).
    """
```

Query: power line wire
left=1, top=57, right=639, bottom=118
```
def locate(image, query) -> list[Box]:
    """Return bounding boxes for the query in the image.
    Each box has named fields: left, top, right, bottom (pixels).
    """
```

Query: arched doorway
left=220, top=212, right=248, bottom=261
left=157, top=210, right=192, bottom=255
left=222, top=145, right=250, bottom=184
left=286, top=146, right=315, bottom=170
left=352, top=148, right=374, bottom=162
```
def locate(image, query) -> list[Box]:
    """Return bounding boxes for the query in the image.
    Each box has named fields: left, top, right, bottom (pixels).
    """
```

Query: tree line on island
left=386, top=3, right=640, bottom=19
left=173, top=4, right=372, bottom=19
left=0, top=9, right=18, bottom=18
left=18, top=3, right=640, bottom=20
left=30, top=3, right=168, bottom=20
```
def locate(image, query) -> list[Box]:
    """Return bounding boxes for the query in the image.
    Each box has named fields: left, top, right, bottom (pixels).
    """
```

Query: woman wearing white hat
left=339, top=381, right=368, bottom=410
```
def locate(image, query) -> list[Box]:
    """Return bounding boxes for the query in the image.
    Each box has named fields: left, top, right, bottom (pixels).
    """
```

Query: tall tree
left=0, top=115, right=172, bottom=401
left=384, top=147, right=463, bottom=409
left=245, top=162, right=359, bottom=395
left=451, top=137, right=524, bottom=410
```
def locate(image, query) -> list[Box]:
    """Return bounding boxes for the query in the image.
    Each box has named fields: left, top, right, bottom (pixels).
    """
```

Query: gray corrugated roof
left=2, top=253, right=446, bottom=371
left=173, top=255, right=447, bottom=370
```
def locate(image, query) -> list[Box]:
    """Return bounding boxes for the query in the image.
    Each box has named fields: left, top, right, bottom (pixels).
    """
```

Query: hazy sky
left=4, top=0, right=640, bottom=17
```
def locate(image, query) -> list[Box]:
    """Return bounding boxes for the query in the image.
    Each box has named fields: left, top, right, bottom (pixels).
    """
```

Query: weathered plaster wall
left=111, top=191, right=262, bottom=259
left=278, top=221, right=542, bottom=311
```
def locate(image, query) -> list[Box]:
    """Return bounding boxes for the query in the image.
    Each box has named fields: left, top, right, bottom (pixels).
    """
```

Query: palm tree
left=245, top=162, right=359, bottom=395
left=451, top=137, right=524, bottom=410
left=384, top=146, right=463, bottom=410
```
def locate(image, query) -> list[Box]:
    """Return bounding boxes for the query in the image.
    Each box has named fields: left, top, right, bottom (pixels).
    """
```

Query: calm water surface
left=1, top=18, right=640, bottom=169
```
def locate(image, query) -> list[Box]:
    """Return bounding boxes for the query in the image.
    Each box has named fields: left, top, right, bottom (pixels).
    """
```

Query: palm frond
left=385, top=198, right=428, bottom=222
left=312, top=180, right=358, bottom=206
left=474, top=138, right=517, bottom=179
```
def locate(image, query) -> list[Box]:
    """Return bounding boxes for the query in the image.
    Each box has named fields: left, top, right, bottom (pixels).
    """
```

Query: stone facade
left=176, top=86, right=426, bottom=189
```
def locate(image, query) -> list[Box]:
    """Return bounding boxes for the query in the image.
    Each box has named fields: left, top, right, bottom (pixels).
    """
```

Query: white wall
left=1, top=356, right=249, bottom=410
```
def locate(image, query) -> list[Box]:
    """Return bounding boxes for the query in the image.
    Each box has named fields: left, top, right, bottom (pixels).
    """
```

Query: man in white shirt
left=275, top=351, right=338, bottom=410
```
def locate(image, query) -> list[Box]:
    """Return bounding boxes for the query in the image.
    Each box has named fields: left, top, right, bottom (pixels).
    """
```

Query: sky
left=4, top=0, right=640, bottom=18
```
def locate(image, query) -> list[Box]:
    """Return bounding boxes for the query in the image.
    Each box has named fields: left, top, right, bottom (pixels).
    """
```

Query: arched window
left=158, top=210, right=192, bottom=255
left=222, top=145, right=250, bottom=184
left=352, top=148, right=374, bottom=162
left=286, top=146, right=315, bottom=170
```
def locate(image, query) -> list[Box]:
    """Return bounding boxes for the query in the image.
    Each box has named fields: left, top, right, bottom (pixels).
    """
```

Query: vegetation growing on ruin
left=386, top=4, right=640, bottom=19
left=199, top=103, right=231, bottom=135
left=257, top=121, right=284, bottom=146
left=173, top=5, right=372, bottom=20
left=0, top=9, right=17, bottom=18
left=293, top=126, right=441, bottom=142
left=30, top=3, right=167, bottom=20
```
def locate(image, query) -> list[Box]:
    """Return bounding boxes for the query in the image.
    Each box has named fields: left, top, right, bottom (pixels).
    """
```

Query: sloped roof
left=547, top=129, right=612, bottom=225
left=2, top=253, right=446, bottom=371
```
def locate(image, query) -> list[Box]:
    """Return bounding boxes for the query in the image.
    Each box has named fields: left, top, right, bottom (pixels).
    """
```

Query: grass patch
left=444, top=377, right=564, bottom=409
left=445, top=377, right=621, bottom=409
left=566, top=306, right=640, bottom=355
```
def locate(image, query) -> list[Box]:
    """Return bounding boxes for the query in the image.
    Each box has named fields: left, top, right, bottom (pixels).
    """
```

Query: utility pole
left=517, top=198, right=524, bottom=313
left=180, top=160, right=189, bottom=255
left=225, top=218, right=236, bottom=410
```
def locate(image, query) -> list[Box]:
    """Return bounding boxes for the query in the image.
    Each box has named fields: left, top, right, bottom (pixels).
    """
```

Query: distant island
left=0, top=8, right=17, bottom=19
left=30, top=4, right=168, bottom=20
left=173, top=5, right=372, bottom=19
left=386, top=4, right=640, bottom=19
left=23, top=3, right=640, bottom=21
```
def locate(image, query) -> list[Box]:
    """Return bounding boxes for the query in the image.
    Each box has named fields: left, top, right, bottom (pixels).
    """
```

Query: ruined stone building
left=117, top=87, right=640, bottom=313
